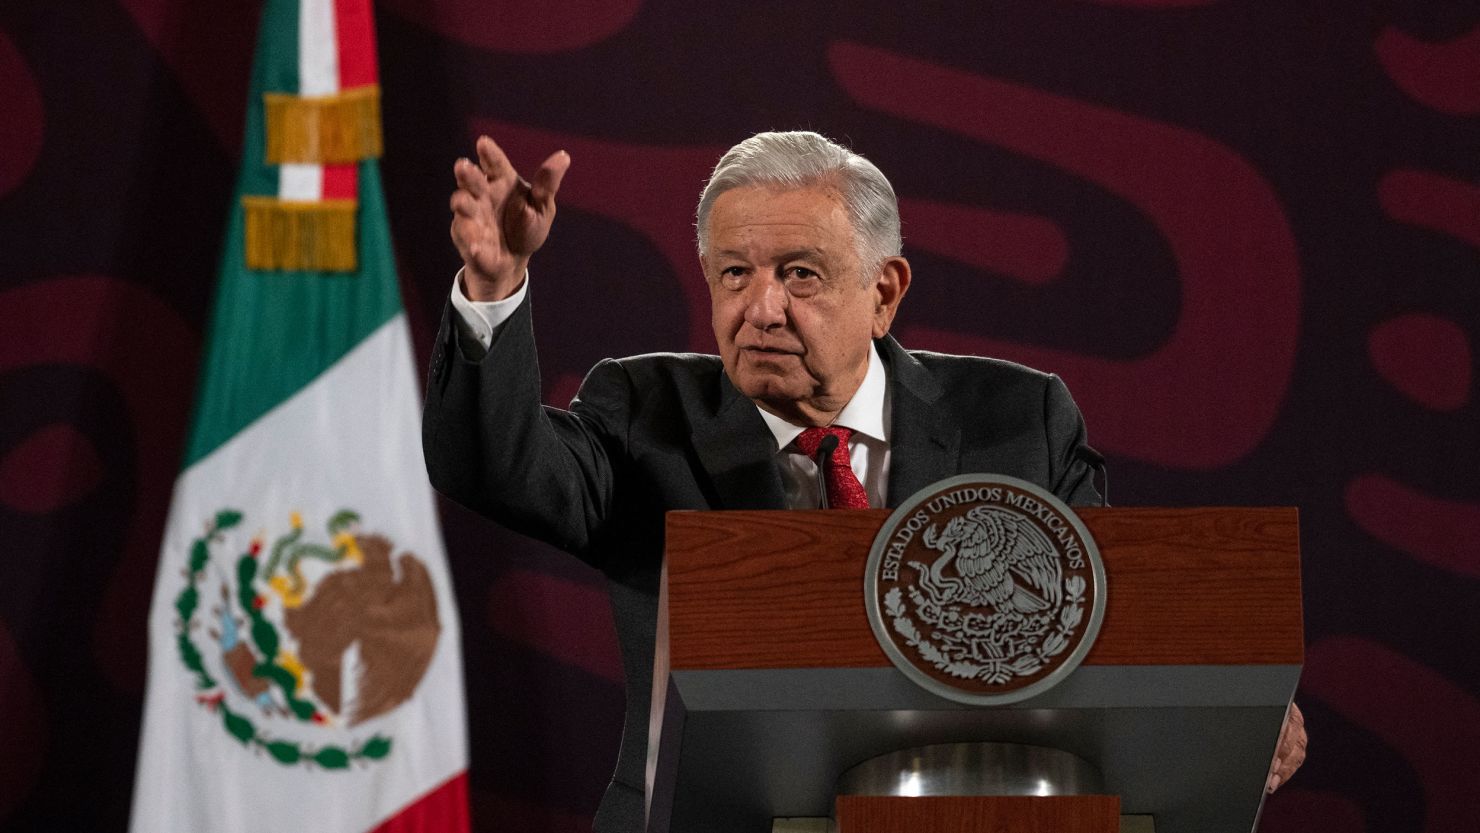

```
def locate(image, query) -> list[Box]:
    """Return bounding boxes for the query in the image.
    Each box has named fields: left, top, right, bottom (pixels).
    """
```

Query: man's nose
left=743, top=277, right=788, bottom=329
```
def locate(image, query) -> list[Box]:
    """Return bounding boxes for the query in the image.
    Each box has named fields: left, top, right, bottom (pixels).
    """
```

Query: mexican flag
left=129, top=0, right=469, bottom=830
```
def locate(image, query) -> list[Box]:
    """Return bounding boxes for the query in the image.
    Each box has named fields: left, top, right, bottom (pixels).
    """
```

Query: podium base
left=773, top=812, right=1152, bottom=833
left=834, top=795, right=1121, bottom=833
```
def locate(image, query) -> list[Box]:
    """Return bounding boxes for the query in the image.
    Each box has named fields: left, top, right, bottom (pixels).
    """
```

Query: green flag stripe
left=243, top=0, right=298, bottom=200
left=182, top=0, right=402, bottom=467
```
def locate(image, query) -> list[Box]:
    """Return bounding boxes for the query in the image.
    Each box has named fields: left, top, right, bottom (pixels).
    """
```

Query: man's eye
left=784, top=267, right=822, bottom=296
left=719, top=267, right=747, bottom=288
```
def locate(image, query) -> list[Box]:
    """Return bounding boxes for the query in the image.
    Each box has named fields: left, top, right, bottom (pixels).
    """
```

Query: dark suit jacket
left=422, top=292, right=1100, bottom=832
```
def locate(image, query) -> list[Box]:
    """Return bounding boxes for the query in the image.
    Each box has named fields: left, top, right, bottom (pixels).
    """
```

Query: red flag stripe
left=334, top=0, right=378, bottom=87
left=322, top=0, right=372, bottom=201
left=368, top=771, right=471, bottom=833
left=322, top=163, right=358, bottom=200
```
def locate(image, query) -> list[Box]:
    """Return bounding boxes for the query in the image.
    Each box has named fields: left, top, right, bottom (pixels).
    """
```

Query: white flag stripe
left=131, top=313, right=466, bottom=833
left=298, top=0, right=339, bottom=96
left=279, top=162, right=324, bottom=201
left=276, top=0, right=338, bottom=200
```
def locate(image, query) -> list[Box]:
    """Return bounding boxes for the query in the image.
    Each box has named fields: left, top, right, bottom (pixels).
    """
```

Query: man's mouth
left=741, top=347, right=801, bottom=362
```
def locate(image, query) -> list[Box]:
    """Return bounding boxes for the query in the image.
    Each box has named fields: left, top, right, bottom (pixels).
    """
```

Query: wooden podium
left=646, top=507, right=1303, bottom=833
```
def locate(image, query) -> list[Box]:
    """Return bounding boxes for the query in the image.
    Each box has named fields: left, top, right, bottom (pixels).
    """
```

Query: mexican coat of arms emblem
left=171, top=508, right=441, bottom=767
left=865, top=474, right=1106, bottom=705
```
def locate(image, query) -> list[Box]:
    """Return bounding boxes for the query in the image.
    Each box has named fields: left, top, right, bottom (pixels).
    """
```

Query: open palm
left=449, top=136, right=570, bottom=301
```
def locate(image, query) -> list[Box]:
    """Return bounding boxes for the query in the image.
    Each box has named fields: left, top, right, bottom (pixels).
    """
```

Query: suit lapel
left=880, top=336, right=961, bottom=508
left=690, top=371, right=788, bottom=509
left=689, top=339, right=958, bottom=510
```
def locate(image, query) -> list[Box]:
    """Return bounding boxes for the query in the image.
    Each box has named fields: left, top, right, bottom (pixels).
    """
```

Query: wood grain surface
left=833, top=795, right=1121, bottom=833
left=663, top=507, right=1303, bottom=670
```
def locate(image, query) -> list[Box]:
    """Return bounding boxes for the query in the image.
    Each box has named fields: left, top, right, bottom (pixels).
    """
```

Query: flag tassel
left=243, top=197, right=359, bottom=272
left=264, top=85, right=383, bottom=165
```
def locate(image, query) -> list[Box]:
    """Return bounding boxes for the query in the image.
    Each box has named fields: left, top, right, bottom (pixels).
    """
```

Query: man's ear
left=871, top=257, right=911, bottom=338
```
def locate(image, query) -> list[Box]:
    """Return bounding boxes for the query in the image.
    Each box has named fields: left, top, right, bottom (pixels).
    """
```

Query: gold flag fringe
left=243, top=197, right=358, bottom=272
left=263, top=85, right=383, bottom=165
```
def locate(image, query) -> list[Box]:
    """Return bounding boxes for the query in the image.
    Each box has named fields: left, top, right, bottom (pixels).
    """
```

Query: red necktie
left=793, top=426, right=870, bottom=509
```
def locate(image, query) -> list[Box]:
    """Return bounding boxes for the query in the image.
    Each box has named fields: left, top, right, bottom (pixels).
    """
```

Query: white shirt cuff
left=448, top=267, right=529, bottom=357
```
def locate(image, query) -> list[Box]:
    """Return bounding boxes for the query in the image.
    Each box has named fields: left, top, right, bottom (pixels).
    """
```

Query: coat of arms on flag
left=129, top=0, right=470, bottom=829
left=172, top=508, right=442, bottom=767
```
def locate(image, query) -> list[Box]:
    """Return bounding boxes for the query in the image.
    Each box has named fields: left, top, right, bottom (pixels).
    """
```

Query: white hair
left=695, top=131, right=902, bottom=272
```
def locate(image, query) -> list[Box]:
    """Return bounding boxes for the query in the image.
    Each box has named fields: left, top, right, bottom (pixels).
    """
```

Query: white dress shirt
left=753, top=345, right=890, bottom=509
left=448, top=271, right=892, bottom=509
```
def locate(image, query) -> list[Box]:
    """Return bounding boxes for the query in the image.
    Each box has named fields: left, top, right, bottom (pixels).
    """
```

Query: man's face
left=703, top=184, right=909, bottom=426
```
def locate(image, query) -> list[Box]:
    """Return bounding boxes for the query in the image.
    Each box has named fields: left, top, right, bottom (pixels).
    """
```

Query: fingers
left=1266, top=701, right=1308, bottom=793
left=449, top=170, right=489, bottom=261
left=529, top=150, right=571, bottom=210
left=1283, top=702, right=1308, bottom=771
left=475, top=135, right=518, bottom=187
left=449, top=214, right=480, bottom=262
left=454, top=140, right=568, bottom=213
left=453, top=157, right=488, bottom=198
left=447, top=137, right=567, bottom=280
left=449, top=188, right=479, bottom=218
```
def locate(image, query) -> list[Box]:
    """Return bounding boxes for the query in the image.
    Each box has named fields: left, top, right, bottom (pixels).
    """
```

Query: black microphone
left=814, top=433, right=839, bottom=509
left=1076, top=444, right=1108, bottom=507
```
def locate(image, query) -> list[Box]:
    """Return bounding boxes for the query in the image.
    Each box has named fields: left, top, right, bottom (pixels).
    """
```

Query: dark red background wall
left=1, top=2, right=1476, bottom=831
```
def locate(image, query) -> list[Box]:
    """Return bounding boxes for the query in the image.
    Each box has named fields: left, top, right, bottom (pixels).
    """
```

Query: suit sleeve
left=421, top=289, right=629, bottom=556
left=1043, top=374, right=1104, bottom=507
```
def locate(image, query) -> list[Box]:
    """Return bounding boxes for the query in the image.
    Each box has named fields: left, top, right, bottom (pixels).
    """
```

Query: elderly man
left=423, top=131, right=1304, bottom=831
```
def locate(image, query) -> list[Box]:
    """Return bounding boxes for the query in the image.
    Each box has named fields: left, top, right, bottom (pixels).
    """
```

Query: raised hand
left=449, top=136, right=571, bottom=301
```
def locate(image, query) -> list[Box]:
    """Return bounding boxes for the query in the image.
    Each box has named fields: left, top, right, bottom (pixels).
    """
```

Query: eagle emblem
left=865, top=475, right=1105, bottom=705
left=172, top=508, right=440, bottom=767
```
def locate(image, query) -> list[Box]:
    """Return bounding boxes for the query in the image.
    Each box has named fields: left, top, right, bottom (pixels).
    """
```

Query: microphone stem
left=815, top=434, right=839, bottom=509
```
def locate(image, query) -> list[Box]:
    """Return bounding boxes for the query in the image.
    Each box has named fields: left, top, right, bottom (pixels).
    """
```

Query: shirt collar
left=755, top=342, right=890, bottom=451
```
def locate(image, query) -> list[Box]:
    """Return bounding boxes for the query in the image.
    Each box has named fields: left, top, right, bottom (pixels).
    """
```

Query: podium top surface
left=663, top=506, right=1303, bottom=671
